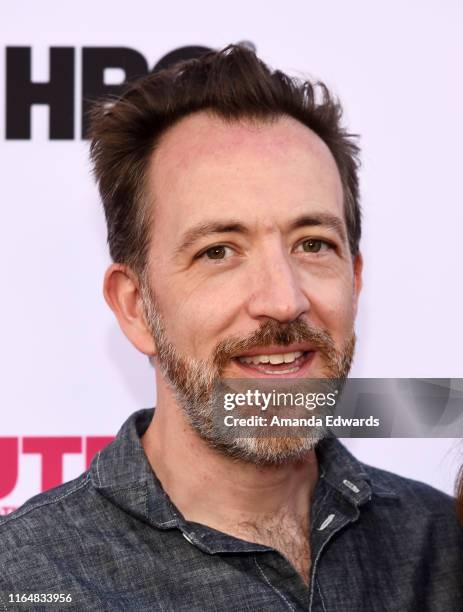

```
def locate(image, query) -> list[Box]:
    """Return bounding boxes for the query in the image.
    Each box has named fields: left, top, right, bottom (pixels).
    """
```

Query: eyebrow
left=174, top=212, right=347, bottom=258
left=289, top=213, right=347, bottom=244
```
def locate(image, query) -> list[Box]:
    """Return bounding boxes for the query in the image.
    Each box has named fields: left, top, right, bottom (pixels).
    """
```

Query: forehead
left=147, top=111, right=344, bottom=235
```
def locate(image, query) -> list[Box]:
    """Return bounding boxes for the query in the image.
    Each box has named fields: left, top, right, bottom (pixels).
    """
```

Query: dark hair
left=457, top=468, right=463, bottom=524
left=89, top=44, right=361, bottom=277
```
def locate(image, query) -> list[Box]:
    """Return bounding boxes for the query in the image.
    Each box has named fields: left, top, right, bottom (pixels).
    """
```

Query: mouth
left=231, top=347, right=315, bottom=378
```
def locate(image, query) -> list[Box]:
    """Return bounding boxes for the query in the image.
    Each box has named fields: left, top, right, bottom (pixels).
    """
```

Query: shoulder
left=364, top=462, right=455, bottom=508
left=0, top=471, right=98, bottom=565
left=321, top=436, right=460, bottom=522
left=0, top=471, right=92, bottom=534
left=0, top=472, right=105, bottom=591
left=361, top=462, right=462, bottom=534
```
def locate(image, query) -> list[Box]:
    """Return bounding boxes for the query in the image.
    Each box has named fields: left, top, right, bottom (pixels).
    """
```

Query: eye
left=199, top=245, right=233, bottom=260
left=296, top=238, right=333, bottom=254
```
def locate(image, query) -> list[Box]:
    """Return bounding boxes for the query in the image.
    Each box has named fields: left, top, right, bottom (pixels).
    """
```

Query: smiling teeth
left=238, top=351, right=304, bottom=365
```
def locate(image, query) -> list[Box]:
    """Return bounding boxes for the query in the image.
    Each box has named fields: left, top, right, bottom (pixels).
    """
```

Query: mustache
left=211, top=319, right=337, bottom=371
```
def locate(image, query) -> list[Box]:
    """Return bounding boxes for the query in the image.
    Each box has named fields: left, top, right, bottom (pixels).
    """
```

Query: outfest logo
left=0, top=436, right=114, bottom=515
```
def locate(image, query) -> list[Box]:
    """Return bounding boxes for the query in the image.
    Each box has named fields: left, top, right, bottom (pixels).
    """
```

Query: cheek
left=307, top=279, right=356, bottom=336
left=158, top=280, right=241, bottom=355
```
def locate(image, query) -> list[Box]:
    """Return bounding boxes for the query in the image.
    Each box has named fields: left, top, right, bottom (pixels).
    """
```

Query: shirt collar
left=90, top=408, right=179, bottom=528
left=90, top=408, right=399, bottom=532
left=315, top=433, right=399, bottom=507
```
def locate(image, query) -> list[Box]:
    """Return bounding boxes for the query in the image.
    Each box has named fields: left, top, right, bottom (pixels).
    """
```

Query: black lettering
left=81, top=47, right=149, bottom=138
left=6, top=47, right=74, bottom=140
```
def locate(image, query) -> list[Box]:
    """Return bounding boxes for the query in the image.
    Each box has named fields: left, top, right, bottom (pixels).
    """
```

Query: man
left=0, top=45, right=461, bottom=611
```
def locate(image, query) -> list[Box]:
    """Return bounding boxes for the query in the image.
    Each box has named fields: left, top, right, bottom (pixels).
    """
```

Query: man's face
left=140, top=111, right=362, bottom=464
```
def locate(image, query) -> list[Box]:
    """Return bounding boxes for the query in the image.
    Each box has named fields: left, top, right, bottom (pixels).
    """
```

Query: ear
left=103, top=263, right=157, bottom=356
left=352, top=251, right=363, bottom=316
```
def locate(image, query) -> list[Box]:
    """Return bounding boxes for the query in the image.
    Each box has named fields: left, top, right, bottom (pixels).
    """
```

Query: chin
left=210, top=431, right=327, bottom=466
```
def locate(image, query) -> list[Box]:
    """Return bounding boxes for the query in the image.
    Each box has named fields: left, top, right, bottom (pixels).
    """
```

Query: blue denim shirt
left=0, top=408, right=462, bottom=611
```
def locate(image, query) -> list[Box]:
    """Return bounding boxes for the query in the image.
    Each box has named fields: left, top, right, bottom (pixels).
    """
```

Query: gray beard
left=140, top=280, right=355, bottom=466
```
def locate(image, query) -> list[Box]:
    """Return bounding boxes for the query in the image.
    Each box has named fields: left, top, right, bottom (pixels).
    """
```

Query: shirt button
left=182, top=532, right=194, bottom=544
left=318, top=513, right=335, bottom=531
left=342, top=479, right=360, bottom=493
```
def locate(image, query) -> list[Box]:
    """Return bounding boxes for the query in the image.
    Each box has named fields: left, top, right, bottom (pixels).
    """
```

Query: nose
left=246, top=245, right=310, bottom=323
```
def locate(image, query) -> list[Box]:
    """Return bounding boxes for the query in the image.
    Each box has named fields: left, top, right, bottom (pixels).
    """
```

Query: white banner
left=1, top=0, right=461, bottom=513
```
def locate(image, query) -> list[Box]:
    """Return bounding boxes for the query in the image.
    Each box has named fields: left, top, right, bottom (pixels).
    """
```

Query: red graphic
left=0, top=436, right=115, bottom=513
left=0, top=438, right=19, bottom=499
left=23, top=437, right=82, bottom=492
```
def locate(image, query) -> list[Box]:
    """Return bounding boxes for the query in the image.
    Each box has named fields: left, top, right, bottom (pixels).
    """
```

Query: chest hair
left=231, top=513, right=311, bottom=586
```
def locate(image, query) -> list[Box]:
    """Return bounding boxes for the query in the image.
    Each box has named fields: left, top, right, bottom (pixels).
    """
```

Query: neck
left=141, top=378, right=319, bottom=533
